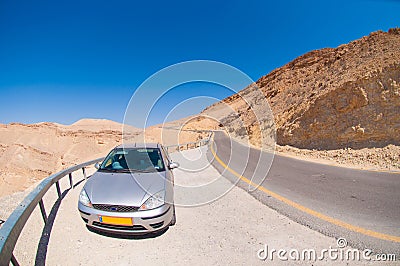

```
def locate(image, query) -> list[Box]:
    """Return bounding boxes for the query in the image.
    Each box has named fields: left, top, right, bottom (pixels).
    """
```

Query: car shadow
left=86, top=225, right=169, bottom=239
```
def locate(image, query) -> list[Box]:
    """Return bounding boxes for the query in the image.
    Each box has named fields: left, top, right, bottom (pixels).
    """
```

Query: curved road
left=209, top=131, right=400, bottom=255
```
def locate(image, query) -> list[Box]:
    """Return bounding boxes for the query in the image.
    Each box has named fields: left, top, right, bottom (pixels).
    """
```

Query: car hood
left=84, top=171, right=166, bottom=207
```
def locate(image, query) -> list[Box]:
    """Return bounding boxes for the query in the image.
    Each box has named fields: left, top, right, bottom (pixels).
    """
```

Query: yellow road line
left=210, top=142, right=400, bottom=243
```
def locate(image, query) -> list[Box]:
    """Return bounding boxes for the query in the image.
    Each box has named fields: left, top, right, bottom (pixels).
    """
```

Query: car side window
left=103, top=159, right=113, bottom=168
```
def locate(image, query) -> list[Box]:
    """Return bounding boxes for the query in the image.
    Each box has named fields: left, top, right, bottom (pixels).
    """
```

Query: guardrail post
left=55, top=181, right=61, bottom=198
left=82, top=167, right=87, bottom=180
left=69, top=173, right=73, bottom=188
left=38, top=199, right=48, bottom=224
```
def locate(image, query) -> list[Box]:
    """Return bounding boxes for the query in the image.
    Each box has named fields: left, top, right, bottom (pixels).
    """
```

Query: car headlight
left=79, top=189, right=92, bottom=207
left=139, top=190, right=165, bottom=210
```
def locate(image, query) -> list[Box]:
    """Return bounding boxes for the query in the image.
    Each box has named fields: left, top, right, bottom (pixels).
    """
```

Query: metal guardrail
left=0, top=157, right=104, bottom=266
left=165, top=132, right=213, bottom=153
left=0, top=133, right=213, bottom=265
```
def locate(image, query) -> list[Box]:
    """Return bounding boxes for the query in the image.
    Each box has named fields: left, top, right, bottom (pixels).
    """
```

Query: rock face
left=205, top=29, right=400, bottom=150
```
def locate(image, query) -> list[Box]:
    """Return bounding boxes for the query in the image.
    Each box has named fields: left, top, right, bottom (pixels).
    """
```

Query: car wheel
left=170, top=204, right=176, bottom=226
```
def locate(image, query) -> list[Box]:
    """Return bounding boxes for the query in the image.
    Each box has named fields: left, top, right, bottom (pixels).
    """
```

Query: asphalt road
left=209, top=131, right=400, bottom=256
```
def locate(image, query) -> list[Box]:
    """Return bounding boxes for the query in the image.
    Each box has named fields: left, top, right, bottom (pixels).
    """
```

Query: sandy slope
left=0, top=119, right=132, bottom=197
left=0, top=118, right=217, bottom=197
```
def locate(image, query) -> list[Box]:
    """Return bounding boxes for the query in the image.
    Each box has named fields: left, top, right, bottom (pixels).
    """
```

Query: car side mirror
left=169, top=162, right=179, bottom=169
left=94, top=162, right=101, bottom=169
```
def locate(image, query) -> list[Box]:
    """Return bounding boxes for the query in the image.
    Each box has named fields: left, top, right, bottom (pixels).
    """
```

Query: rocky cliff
left=205, top=29, right=400, bottom=150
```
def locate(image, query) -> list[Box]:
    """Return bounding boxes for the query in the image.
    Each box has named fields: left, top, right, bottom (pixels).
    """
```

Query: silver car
left=78, top=143, right=179, bottom=234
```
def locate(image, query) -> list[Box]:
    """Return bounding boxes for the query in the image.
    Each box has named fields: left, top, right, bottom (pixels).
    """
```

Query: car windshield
left=99, top=148, right=165, bottom=172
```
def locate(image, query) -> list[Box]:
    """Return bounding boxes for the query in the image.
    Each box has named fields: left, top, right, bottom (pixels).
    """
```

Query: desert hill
left=0, top=119, right=133, bottom=196
left=204, top=29, right=400, bottom=151
left=0, top=118, right=214, bottom=197
left=70, top=118, right=138, bottom=132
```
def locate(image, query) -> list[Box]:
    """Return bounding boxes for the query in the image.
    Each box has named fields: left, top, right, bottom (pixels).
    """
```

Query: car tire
left=170, top=204, right=176, bottom=226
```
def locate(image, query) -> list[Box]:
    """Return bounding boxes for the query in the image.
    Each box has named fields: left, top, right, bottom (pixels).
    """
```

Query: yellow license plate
left=99, top=216, right=133, bottom=226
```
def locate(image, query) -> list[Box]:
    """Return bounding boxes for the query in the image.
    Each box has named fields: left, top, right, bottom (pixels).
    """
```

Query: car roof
left=115, top=143, right=161, bottom=149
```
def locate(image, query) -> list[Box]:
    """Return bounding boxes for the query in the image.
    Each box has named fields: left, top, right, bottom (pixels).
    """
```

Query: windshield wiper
left=98, top=168, right=123, bottom=172
left=125, top=168, right=154, bottom=173
left=99, top=168, right=155, bottom=173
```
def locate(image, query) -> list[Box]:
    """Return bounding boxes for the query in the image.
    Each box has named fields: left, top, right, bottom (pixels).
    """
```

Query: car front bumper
left=78, top=202, right=173, bottom=234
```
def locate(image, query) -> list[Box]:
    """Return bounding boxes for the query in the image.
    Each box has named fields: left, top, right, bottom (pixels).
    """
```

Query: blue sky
left=0, top=0, right=399, bottom=126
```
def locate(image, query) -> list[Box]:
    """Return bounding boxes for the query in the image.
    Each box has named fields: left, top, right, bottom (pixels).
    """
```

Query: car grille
left=92, top=221, right=146, bottom=231
left=92, top=204, right=139, bottom=212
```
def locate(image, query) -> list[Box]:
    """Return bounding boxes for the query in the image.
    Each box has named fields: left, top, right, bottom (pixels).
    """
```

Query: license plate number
left=99, top=216, right=133, bottom=226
